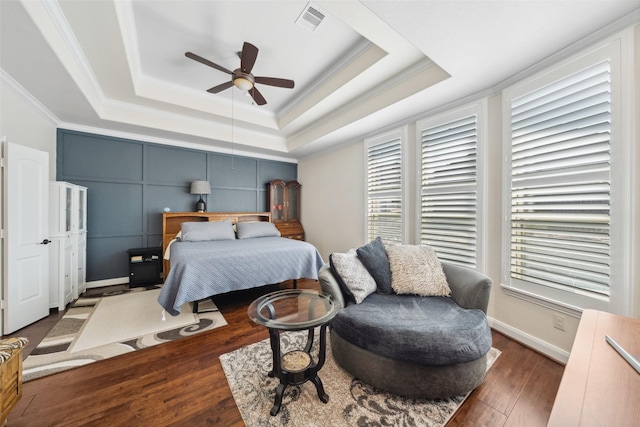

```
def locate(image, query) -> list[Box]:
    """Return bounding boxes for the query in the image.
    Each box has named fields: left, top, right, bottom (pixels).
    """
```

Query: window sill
left=500, top=284, right=583, bottom=319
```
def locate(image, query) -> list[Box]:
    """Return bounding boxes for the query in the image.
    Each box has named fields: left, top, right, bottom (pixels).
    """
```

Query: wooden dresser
left=548, top=309, right=640, bottom=426
left=268, top=180, right=305, bottom=240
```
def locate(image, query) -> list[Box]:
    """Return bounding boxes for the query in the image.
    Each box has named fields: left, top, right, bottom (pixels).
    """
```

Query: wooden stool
left=0, top=337, right=28, bottom=425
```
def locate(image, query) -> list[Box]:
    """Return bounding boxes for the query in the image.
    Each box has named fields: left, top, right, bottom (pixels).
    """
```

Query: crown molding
left=58, top=121, right=297, bottom=164
left=37, top=0, right=106, bottom=104
left=2, top=68, right=295, bottom=163
left=1, top=69, right=60, bottom=126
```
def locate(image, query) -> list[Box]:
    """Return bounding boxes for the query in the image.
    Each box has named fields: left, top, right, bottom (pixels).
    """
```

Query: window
left=365, top=129, right=405, bottom=245
left=503, top=39, right=631, bottom=312
left=418, top=106, right=482, bottom=268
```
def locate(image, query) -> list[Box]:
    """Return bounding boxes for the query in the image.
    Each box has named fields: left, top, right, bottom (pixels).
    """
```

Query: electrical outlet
left=553, top=313, right=565, bottom=331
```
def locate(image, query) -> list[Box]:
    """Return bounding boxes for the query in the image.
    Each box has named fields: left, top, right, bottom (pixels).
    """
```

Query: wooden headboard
left=161, top=211, right=272, bottom=278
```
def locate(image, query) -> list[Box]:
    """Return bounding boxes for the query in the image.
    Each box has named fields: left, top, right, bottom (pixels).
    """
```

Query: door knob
left=41, top=239, right=51, bottom=245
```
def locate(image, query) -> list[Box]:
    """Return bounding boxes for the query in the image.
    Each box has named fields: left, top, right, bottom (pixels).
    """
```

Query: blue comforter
left=158, top=237, right=324, bottom=315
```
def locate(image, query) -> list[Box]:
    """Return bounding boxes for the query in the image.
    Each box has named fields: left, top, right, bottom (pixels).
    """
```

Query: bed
left=158, top=212, right=324, bottom=316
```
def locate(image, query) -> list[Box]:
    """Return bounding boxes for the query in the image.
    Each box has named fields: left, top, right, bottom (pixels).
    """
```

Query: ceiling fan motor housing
left=233, top=70, right=255, bottom=90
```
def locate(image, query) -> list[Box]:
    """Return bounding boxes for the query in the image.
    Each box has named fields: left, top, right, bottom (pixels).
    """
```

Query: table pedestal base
left=267, top=324, right=330, bottom=416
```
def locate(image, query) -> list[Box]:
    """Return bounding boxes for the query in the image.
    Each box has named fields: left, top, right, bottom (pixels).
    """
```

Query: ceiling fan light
left=234, top=77, right=253, bottom=91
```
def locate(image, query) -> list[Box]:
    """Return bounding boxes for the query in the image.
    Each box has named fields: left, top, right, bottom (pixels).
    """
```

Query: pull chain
left=231, top=87, right=235, bottom=170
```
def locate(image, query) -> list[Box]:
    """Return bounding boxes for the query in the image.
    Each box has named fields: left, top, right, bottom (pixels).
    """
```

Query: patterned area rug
left=23, top=285, right=227, bottom=382
left=220, top=329, right=500, bottom=426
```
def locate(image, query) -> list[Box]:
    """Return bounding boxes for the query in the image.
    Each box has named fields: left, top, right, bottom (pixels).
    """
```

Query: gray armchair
left=319, top=260, right=492, bottom=399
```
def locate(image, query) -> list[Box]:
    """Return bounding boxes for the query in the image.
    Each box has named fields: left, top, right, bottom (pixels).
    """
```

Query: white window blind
left=419, top=114, right=478, bottom=268
left=509, top=60, right=611, bottom=297
left=366, top=131, right=403, bottom=245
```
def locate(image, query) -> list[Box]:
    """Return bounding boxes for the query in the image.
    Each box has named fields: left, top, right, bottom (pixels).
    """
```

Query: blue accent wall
left=56, top=129, right=297, bottom=282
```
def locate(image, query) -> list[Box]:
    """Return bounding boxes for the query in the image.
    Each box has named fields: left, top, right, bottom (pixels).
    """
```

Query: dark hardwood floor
left=5, top=280, right=564, bottom=426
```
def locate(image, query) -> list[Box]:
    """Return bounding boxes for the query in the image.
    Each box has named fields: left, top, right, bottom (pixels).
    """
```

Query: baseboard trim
left=488, top=316, right=569, bottom=365
left=86, top=277, right=129, bottom=289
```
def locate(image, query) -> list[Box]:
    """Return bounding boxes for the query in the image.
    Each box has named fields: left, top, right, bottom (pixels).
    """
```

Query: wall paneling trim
left=56, top=129, right=296, bottom=282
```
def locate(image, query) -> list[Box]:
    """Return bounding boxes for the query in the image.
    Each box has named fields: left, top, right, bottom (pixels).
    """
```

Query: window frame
left=364, top=127, right=408, bottom=245
left=415, top=101, right=487, bottom=271
left=501, top=36, right=633, bottom=315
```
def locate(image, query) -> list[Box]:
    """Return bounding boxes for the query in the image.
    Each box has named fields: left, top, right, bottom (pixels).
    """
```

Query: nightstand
left=127, top=247, right=162, bottom=287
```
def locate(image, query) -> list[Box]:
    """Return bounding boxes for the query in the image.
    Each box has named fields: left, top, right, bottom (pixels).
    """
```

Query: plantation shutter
left=366, top=132, right=403, bottom=245
left=419, top=114, right=477, bottom=268
left=510, top=61, right=611, bottom=296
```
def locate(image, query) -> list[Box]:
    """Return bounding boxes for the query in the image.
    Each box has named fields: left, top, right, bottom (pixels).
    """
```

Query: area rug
left=23, top=286, right=227, bottom=382
left=220, top=330, right=500, bottom=426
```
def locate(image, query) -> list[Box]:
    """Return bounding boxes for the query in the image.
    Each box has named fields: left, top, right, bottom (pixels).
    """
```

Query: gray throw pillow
left=356, top=237, right=393, bottom=294
left=180, top=220, right=236, bottom=241
left=329, top=249, right=377, bottom=304
left=236, top=222, right=281, bottom=239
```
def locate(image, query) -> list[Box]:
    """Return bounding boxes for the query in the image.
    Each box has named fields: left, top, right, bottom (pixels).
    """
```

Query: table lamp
left=190, top=180, right=211, bottom=212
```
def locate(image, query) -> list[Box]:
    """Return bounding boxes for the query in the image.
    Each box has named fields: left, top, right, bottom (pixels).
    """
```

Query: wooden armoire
left=268, top=180, right=305, bottom=240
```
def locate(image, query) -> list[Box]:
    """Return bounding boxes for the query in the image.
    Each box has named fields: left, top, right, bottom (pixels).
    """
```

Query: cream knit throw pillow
left=387, top=245, right=451, bottom=296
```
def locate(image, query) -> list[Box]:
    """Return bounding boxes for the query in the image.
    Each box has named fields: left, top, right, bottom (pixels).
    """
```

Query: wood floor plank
left=6, top=280, right=564, bottom=426
left=504, top=356, right=564, bottom=427
left=472, top=335, right=547, bottom=416
left=448, top=395, right=507, bottom=427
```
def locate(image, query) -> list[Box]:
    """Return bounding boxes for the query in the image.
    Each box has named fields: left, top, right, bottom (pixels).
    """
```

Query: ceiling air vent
left=296, top=3, right=325, bottom=32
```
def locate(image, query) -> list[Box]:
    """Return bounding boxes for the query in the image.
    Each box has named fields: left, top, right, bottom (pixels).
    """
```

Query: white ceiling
left=1, top=0, right=639, bottom=161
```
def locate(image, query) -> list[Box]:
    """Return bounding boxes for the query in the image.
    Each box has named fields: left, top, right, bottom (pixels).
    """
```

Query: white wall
left=298, top=98, right=582, bottom=363
left=297, top=96, right=580, bottom=360
left=298, top=142, right=366, bottom=262
left=299, top=24, right=640, bottom=363
left=0, top=85, right=57, bottom=179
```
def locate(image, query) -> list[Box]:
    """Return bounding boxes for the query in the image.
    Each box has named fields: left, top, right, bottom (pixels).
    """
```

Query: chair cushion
left=331, top=293, right=491, bottom=366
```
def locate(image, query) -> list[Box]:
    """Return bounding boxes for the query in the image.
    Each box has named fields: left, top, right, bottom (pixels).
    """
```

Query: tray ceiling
left=1, top=1, right=638, bottom=160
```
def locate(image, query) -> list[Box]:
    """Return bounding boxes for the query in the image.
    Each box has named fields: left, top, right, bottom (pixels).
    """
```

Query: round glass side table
left=248, top=289, right=339, bottom=416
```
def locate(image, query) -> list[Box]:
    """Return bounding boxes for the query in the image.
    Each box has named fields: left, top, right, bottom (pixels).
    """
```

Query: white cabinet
left=49, top=182, right=74, bottom=310
left=48, top=235, right=74, bottom=310
left=72, top=185, right=87, bottom=298
left=49, top=182, right=88, bottom=310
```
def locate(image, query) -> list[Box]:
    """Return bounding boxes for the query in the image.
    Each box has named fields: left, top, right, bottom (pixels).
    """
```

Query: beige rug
left=70, top=288, right=196, bottom=352
left=23, top=286, right=227, bottom=382
left=220, top=329, right=500, bottom=426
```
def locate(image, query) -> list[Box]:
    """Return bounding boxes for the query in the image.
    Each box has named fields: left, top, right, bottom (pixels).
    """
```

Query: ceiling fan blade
left=249, top=87, right=267, bottom=105
left=240, top=42, right=259, bottom=74
left=185, top=52, right=232, bottom=75
left=207, top=80, right=234, bottom=94
left=254, top=76, right=295, bottom=89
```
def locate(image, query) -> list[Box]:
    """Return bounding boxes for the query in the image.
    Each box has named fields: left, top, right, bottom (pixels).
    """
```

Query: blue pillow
left=356, top=237, right=393, bottom=294
left=180, top=220, right=236, bottom=241
left=236, top=222, right=281, bottom=239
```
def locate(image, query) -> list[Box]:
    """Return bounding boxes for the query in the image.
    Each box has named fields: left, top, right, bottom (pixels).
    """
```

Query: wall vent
left=296, top=3, right=325, bottom=32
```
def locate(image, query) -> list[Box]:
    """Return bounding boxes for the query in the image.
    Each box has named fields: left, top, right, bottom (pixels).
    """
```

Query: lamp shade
left=190, top=180, right=211, bottom=195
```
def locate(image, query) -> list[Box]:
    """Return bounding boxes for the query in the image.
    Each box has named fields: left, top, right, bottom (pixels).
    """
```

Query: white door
left=3, top=142, right=50, bottom=334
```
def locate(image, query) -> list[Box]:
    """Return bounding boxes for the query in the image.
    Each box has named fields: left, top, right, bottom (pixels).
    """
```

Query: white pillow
left=330, top=249, right=377, bottom=304
left=180, top=220, right=236, bottom=242
left=387, top=245, right=450, bottom=296
left=236, top=221, right=281, bottom=239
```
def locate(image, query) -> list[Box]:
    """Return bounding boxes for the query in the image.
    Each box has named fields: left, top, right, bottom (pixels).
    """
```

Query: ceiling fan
left=185, top=42, right=295, bottom=106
